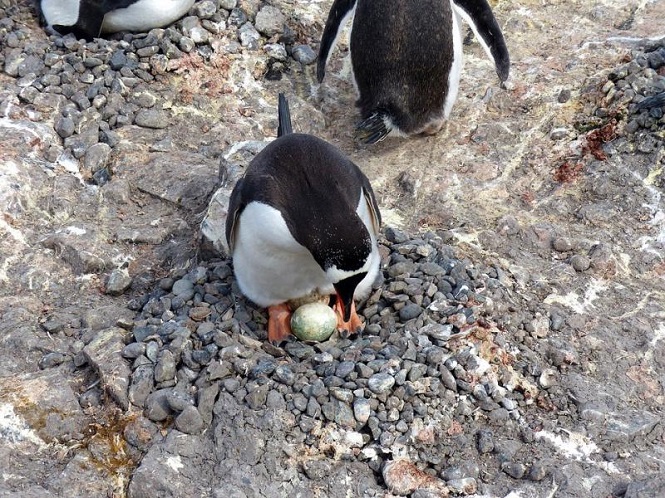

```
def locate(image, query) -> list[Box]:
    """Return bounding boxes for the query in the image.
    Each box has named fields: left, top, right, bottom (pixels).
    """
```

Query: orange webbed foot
left=267, top=303, right=292, bottom=343
left=333, top=300, right=364, bottom=338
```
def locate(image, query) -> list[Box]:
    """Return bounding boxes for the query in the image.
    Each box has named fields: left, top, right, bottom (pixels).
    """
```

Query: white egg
left=290, top=302, right=337, bottom=342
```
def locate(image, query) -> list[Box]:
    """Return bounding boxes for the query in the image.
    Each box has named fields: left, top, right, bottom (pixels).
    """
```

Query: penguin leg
left=333, top=301, right=364, bottom=337
left=267, top=303, right=292, bottom=343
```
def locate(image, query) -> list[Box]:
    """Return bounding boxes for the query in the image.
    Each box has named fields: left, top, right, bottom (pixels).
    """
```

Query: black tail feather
left=277, top=93, right=293, bottom=137
left=354, top=112, right=390, bottom=145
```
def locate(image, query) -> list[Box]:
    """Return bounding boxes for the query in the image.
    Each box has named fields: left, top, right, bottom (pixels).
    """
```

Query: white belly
left=102, top=0, right=195, bottom=33
left=232, top=202, right=335, bottom=307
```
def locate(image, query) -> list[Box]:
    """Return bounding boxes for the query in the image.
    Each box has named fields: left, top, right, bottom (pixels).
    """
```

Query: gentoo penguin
left=226, top=94, right=382, bottom=343
left=317, top=0, right=510, bottom=144
left=39, top=0, right=195, bottom=40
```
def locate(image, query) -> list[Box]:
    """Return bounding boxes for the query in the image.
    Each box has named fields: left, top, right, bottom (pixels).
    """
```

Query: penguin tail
left=277, top=93, right=293, bottom=137
left=354, top=111, right=391, bottom=145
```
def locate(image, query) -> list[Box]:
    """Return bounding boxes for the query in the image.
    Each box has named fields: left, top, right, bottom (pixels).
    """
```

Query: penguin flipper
left=277, top=93, right=293, bottom=137
left=225, top=177, right=246, bottom=252
left=317, top=0, right=357, bottom=83
left=636, top=91, right=665, bottom=111
left=451, top=0, right=510, bottom=82
left=361, top=185, right=381, bottom=237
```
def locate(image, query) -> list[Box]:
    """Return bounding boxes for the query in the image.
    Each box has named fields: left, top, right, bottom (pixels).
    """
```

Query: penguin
left=317, top=0, right=510, bottom=144
left=39, top=0, right=195, bottom=41
left=226, top=94, right=382, bottom=343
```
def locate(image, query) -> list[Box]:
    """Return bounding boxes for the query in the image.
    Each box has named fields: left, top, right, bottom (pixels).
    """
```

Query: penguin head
left=316, top=221, right=374, bottom=322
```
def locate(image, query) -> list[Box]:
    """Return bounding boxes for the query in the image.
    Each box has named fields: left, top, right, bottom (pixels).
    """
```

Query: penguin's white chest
left=102, top=0, right=195, bottom=33
left=231, top=202, right=334, bottom=307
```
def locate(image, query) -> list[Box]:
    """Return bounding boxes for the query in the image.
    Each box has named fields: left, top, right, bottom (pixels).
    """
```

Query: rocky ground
left=1, top=0, right=664, bottom=497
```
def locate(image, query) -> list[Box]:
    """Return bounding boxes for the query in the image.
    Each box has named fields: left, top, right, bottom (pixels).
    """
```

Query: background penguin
left=39, top=0, right=195, bottom=41
left=226, top=94, right=382, bottom=343
left=317, top=0, right=510, bottom=144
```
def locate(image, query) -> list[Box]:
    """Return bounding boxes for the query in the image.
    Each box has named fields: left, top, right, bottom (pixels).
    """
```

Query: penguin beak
left=333, top=272, right=367, bottom=323
left=334, top=288, right=354, bottom=322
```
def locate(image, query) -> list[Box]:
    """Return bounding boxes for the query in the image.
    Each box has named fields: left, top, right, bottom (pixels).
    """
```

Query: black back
left=226, top=115, right=381, bottom=272
left=350, top=0, right=454, bottom=134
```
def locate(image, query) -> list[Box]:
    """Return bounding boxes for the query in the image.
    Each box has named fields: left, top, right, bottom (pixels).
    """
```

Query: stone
left=368, top=373, right=395, bottom=394
left=174, top=406, right=205, bottom=434
left=254, top=6, right=285, bottom=36
left=382, top=459, right=448, bottom=496
left=105, top=268, right=132, bottom=295
left=134, top=109, right=169, bottom=129
left=292, top=44, right=317, bottom=65
left=82, top=327, right=132, bottom=409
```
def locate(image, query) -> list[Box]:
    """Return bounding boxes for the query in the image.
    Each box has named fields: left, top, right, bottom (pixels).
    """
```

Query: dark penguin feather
left=226, top=95, right=381, bottom=273
left=452, top=0, right=510, bottom=81
left=355, top=112, right=389, bottom=145
left=636, top=91, right=665, bottom=111
left=277, top=93, right=293, bottom=137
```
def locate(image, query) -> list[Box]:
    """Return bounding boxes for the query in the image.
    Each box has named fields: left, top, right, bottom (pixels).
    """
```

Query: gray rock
left=129, top=364, right=154, bottom=408
left=134, top=109, right=169, bottom=129
left=624, top=474, right=665, bottom=498
left=175, top=406, right=205, bottom=434
left=192, top=0, right=217, bottom=18
left=291, top=44, right=317, bottom=65
left=0, top=370, right=88, bottom=442
left=219, top=0, right=237, bottom=9
left=254, top=6, right=285, bottom=37
left=154, top=350, right=177, bottom=383
left=368, top=373, right=395, bottom=394
left=501, top=462, right=526, bottom=479
left=82, top=327, right=131, bottom=409
left=446, top=478, right=477, bottom=495
left=570, top=254, right=591, bottom=272
left=55, top=116, right=75, bottom=138
left=105, top=268, right=132, bottom=295
left=145, top=389, right=173, bottom=422
left=238, top=22, right=261, bottom=49
left=83, top=142, right=111, bottom=174
left=353, top=398, right=371, bottom=425
left=197, top=381, right=220, bottom=425
left=399, top=304, right=423, bottom=321
left=38, top=352, right=68, bottom=369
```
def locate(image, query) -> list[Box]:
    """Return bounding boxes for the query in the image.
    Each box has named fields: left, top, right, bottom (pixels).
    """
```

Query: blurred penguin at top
left=39, top=0, right=195, bottom=40
left=318, top=0, right=511, bottom=144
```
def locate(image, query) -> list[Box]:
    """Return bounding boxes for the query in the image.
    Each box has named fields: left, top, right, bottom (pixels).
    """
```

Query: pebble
left=105, top=268, right=132, bottom=295
left=501, top=462, right=527, bottom=479
left=291, top=45, right=317, bottom=65
left=134, top=109, right=169, bottom=129
left=570, top=254, right=591, bottom=272
left=368, top=373, right=395, bottom=394
left=174, top=405, right=204, bottom=434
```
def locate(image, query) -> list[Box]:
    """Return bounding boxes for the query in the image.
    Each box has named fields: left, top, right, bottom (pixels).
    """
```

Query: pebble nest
left=3, top=0, right=665, bottom=495
left=124, top=226, right=548, bottom=489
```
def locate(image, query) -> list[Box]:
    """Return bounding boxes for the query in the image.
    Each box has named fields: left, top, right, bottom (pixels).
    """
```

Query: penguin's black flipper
left=277, top=93, right=293, bottom=137
left=451, top=0, right=510, bottom=82
left=354, top=112, right=389, bottom=145
left=317, top=0, right=357, bottom=83
left=635, top=91, right=665, bottom=111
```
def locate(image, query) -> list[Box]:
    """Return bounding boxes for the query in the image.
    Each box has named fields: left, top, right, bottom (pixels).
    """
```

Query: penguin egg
left=290, top=303, right=337, bottom=342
